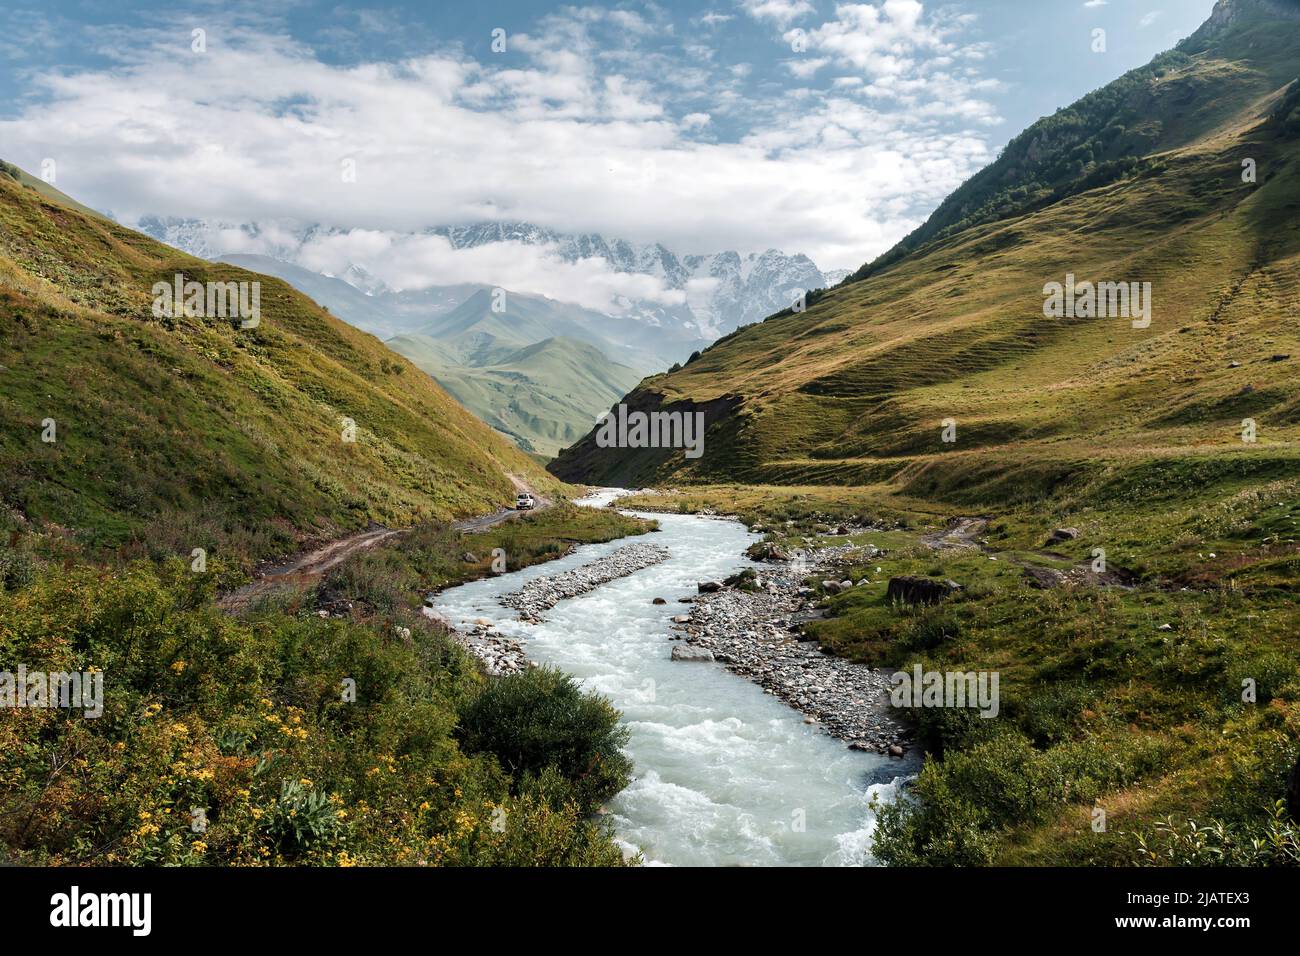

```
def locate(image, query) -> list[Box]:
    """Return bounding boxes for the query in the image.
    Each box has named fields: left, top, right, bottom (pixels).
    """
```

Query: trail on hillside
left=217, top=478, right=554, bottom=612
left=918, top=516, right=1137, bottom=589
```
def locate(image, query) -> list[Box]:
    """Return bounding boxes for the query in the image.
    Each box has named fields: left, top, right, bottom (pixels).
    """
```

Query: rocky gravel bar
left=673, top=545, right=911, bottom=756
left=502, top=541, right=671, bottom=622
left=455, top=620, right=531, bottom=677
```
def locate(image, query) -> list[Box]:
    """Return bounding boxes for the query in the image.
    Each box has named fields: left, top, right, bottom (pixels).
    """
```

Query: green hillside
left=552, top=0, right=1300, bottom=502
left=389, top=334, right=642, bottom=457
left=0, top=164, right=563, bottom=563
left=416, top=287, right=702, bottom=374
left=211, top=259, right=697, bottom=460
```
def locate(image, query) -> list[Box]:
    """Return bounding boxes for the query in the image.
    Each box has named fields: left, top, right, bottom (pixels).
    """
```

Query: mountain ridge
left=551, top=0, right=1300, bottom=499
left=140, top=216, right=844, bottom=341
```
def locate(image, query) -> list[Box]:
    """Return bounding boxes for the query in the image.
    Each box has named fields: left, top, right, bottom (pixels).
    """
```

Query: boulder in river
left=652, top=597, right=667, bottom=605
left=723, top=568, right=759, bottom=591
left=886, top=575, right=961, bottom=606
left=748, top=541, right=789, bottom=562
left=672, top=644, right=715, bottom=662
left=697, top=580, right=723, bottom=593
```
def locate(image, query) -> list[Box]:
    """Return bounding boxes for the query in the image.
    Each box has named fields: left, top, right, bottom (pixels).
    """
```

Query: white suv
left=515, top=493, right=536, bottom=510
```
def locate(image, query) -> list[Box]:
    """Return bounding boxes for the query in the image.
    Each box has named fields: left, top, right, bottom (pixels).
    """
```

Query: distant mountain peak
left=137, top=215, right=842, bottom=341
left=1186, top=0, right=1300, bottom=45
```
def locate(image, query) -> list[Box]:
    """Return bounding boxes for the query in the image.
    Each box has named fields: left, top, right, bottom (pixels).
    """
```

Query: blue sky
left=0, top=0, right=1217, bottom=285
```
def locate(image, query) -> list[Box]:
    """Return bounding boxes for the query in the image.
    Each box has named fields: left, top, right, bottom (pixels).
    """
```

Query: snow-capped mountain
left=134, top=215, right=846, bottom=340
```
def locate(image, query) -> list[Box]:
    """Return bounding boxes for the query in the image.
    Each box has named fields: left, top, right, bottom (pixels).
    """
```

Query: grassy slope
left=389, top=334, right=643, bottom=457
left=553, top=3, right=1300, bottom=507
left=0, top=168, right=565, bottom=563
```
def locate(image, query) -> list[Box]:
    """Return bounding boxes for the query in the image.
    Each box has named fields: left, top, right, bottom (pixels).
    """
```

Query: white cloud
left=1139, top=11, right=1162, bottom=28
left=298, top=233, right=687, bottom=310
left=792, top=1, right=954, bottom=77
left=739, top=0, right=817, bottom=26
left=785, top=56, right=830, bottom=78
left=0, top=7, right=998, bottom=273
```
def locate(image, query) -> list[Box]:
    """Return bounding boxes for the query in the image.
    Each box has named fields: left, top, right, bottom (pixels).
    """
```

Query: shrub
left=1133, top=801, right=1300, bottom=866
left=0, top=561, right=630, bottom=866
left=456, top=667, right=632, bottom=810
left=0, top=547, right=36, bottom=590
left=263, top=779, right=344, bottom=859
left=870, top=729, right=1169, bottom=864
left=871, top=772, right=998, bottom=866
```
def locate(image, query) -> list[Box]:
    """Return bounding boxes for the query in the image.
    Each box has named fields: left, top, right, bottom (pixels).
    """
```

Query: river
left=433, top=490, right=903, bottom=866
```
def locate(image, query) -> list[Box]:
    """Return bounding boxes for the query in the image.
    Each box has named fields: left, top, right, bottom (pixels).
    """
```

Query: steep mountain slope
left=552, top=0, right=1300, bottom=505
left=389, top=335, right=642, bottom=457
left=855, top=0, right=1300, bottom=283
left=219, top=257, right=677, bottom=459
left=0, top=165, right=562, bottom=560
left=216, top=253, right=482, bottom=340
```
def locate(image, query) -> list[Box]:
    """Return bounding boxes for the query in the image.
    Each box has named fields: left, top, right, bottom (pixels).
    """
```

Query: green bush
left=1133, top=801, right=1300, bottom=866
left=1223, top=651, right=1299, bottom=708
left=0, top=561, right=631, bottom=866
left=263, top=779, right=344, bottom=858
left=871, top=728, right=1169, bottom=864
left=871, top=773, right=998, bottom=867
left=456, top=667, right=632, bottom=810
left=0, top=547, right=36, bottom=590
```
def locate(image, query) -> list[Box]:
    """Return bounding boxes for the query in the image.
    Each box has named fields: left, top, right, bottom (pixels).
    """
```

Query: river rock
left=724, top=568, right=759, bottom=590
left=886, top=575, right=961, bottom=606
left=1023, top=566, right=1067, bottom=589
left=502, top=542, right=671, bottom=621
left=672, top=644, right=715, bottom=662
left=698, top=580, right=723, bottom=593
left=679, top=542, right=910, bottom=754
left=652, top=597, right=667, bottom=605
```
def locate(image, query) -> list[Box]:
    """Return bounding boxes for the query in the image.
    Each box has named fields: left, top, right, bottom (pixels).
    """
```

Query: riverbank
left=675, top=543, right=911, bottom=756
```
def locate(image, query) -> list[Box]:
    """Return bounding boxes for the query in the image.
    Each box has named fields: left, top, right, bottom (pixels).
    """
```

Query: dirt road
left=217, top=475, right=553, bottom=612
